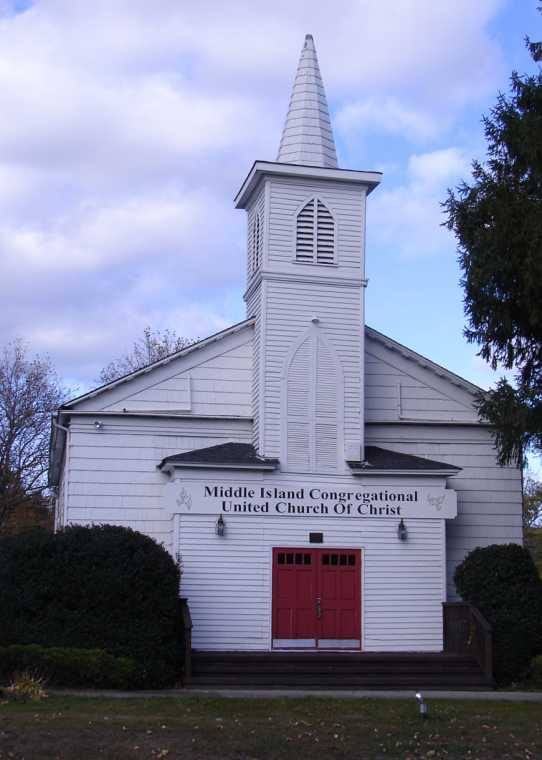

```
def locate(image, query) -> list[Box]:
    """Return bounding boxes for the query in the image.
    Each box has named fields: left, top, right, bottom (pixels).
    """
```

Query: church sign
left=163, top=481, right=457, bottom=519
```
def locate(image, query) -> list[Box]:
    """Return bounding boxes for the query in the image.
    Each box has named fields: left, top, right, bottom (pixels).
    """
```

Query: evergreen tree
left=444, top=28, right=542, bottom=465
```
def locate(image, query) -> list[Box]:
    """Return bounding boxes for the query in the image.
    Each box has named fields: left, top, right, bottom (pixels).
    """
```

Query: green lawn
left=0, top=696, right=541, bottom=759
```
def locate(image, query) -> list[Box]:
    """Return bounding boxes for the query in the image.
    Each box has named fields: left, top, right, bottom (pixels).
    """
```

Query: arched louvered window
left=250, top=213, right=262, bottom=273
left=295, top=197, right=335, bottom=265
left=284, top=330, right=342, bottom=474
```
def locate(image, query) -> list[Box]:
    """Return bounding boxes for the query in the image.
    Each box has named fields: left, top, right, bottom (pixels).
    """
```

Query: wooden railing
left=180, top=598, right=193, bottom=686
left=443, top=602, right=494, bottom=684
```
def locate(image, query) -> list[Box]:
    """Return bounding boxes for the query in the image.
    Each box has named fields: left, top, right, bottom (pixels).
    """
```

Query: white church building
left=50, top=36, right=522, bottom=665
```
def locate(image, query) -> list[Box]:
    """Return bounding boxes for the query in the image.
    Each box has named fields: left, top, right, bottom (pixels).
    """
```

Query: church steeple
left=277, top=34, right=338, bottom=168
left=236, top=35, right=381, bottom=466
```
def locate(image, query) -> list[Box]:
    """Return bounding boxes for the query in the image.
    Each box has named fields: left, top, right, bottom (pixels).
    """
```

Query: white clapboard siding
left=246, top=173, right=365, bottom=461
left=261, top=280, right=361, bottom=459
left=268, top=177, right=364, bottom=275
left=366, top=423, right=522, bottom=600
left=246, top=183, right=266, bottom=282
left=246, top=283, right=262, bottom=450
left=365, top=334, right=479, bottom=423
left=63, top=415, right=252, bottom=552
left=245, top=182, right=265, bottom=451
left=179, top=514, right=445, bottom=652
left=72, top=326, right=253, bottom=417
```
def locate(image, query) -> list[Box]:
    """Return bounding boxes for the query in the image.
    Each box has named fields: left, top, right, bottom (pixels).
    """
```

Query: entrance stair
left=189, top=650, right=492, bottom=690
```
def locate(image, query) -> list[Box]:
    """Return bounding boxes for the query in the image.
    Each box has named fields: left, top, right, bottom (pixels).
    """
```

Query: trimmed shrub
left=454, top=543, right=542, bottom=684
left=0, top=645, right=145, bottom=689
left=529, top=654, right=542, bottom=688
left=0, top=525, right=183, bottom=687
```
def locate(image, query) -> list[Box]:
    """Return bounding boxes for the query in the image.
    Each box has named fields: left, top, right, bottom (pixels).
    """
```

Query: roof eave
left=347, top=467, right=461, bottom=477
left=60, top=317, right=255, bottom=411
left=365, top=325, right=485, bottom=398
left=159, top=461, right=279, bottom=474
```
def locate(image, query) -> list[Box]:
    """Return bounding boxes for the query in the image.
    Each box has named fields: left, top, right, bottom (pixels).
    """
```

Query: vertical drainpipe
left=360, top=187, right=368, bottom=463
left=52, top=417, right=70, bottom=530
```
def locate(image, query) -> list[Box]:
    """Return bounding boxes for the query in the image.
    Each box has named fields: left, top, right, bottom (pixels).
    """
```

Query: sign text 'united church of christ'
left=163, top=481, right=458, bottom=519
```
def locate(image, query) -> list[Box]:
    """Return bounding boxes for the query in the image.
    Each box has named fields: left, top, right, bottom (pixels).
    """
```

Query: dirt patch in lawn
left=0, top=695, right=541, bottom=759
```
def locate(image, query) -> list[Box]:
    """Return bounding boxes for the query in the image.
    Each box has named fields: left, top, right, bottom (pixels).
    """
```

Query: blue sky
left=0, top=1, right=539, bottom=416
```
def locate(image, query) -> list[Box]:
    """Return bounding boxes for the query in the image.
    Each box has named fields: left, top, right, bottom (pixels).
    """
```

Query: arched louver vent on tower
left=315, top=200, right=334, bottom=264
left=252, top=214, right=263, bottom=272
left=284, top=329, right=342, bottom=474
left=250, top=213, right=262, bottom=273
left=295, top=197, right=336, bottom=265
left=295, top=199, right=315, bottom=262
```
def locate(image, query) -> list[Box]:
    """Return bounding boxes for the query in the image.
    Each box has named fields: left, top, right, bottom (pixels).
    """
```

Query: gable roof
left=365, top=325, right=484, bottom=397
left=58, top=320, right=482, bottom=413
left=60, top=317, right=255, bottom=410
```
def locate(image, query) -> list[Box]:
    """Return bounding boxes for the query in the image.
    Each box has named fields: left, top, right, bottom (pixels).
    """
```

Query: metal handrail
left=180, top=598, right=193, bottom=686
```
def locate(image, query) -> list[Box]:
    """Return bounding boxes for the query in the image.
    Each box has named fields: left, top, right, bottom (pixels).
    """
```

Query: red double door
left=272, top=548, right=362, bottom=649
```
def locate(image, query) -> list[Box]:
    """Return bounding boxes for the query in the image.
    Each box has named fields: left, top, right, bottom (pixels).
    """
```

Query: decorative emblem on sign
left=176, top=488, right=192, bottom=511
left=427, top=493, right=445, bottom=511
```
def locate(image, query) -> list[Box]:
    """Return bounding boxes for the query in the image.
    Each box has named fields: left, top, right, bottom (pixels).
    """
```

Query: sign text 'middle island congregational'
left=163, top=481, right=458, bottom=519
left=206, top=485, right=416, bottom=516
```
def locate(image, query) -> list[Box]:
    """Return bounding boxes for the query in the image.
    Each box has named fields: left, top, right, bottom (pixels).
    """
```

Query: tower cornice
left=235, top=161, right=381, bottom=209
left=243, top=268, right=368, bottom=303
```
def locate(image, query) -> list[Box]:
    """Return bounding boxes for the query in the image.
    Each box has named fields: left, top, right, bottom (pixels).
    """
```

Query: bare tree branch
left=98, top=326, right=197, bottom=384
left=0, top=339, right=69, bottom=531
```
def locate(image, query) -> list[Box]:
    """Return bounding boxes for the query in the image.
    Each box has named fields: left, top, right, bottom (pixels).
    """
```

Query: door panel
left=272, top=548, right=361, bottom=648
left=319, top=551, right=360, bottom=640
left=272, top=550, right=316, bottom=639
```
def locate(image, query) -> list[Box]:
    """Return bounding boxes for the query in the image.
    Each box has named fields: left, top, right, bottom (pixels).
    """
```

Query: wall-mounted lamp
left=94, top=420, right=104, bottom=431
left=216, top=514, right=226, bottom=537
left=398, top=518, right=408, bottom=541
left=415, top=692, right=428, bottom=718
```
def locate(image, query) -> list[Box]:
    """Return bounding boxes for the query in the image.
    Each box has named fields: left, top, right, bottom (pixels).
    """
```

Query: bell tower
left=235, top=35, right=381, bottom=473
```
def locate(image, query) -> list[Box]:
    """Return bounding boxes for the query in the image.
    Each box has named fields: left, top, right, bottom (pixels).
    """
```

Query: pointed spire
left=277, top=34, right=338, bottom=168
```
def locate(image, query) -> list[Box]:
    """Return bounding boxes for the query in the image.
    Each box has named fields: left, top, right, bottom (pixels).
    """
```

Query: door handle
left=315, top=597, right=322, bottom=619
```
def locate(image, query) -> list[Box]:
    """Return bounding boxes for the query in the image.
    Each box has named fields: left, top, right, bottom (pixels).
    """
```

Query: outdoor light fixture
left=216, top=514, right=226, bottom=537
left=94, top=420, right=104, bottom=431
left=415, top=692, right=428, bottom=718
left=397, top=518, right=408, bottom=541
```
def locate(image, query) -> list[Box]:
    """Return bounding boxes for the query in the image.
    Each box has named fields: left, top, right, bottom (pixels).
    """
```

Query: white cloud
left=0, top=192, right=239, bottom=277
left=336, top=97, right=441, bottom=142
left=0, top=0, right=511, bottom=386
left=26, top=298, right=238, bottom=392
left=368, top=147, right=472, bottom=259
left=408, top=148, right=471, bottom=187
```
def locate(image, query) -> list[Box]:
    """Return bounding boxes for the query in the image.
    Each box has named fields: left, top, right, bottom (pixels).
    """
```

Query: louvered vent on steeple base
left=295, top=197, right=336, bottom=264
